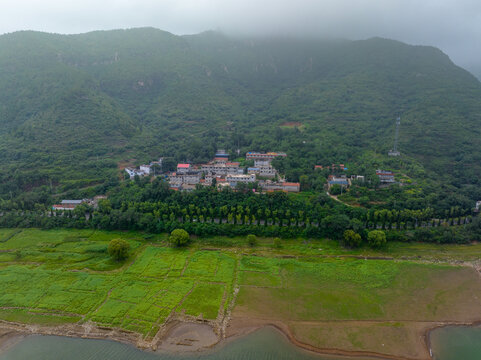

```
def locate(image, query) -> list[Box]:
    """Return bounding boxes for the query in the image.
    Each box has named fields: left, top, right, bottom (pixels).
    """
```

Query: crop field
left=0, top=228, right=480, bottom=357
left=0, top=229, right=236, bottom=338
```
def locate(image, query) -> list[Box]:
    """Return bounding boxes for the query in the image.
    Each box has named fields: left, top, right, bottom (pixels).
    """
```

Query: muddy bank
left=157, top=322, right=219, bottom=352
left=0, top=329, right=24, bottom=355
left=225, top=317, right=481, bottom=360
left=2, top=317, right=481, bottom=360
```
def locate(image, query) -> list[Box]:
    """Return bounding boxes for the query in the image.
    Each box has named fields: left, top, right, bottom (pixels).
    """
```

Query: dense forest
left=0, top=28, right=480, bottom=214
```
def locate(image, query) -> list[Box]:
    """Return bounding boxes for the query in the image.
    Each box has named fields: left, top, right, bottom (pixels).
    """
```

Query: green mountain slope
left=0, top=28, right=480, bottom=207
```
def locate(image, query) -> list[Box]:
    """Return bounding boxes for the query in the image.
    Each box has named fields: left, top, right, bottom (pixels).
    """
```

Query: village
left=51, top=151, right=407, bottom=211
left=124, top=150, right=302, bottom=193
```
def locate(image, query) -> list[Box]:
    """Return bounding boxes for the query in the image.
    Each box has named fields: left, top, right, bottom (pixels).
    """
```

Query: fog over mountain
left=1, top=0, right=481, bottom=76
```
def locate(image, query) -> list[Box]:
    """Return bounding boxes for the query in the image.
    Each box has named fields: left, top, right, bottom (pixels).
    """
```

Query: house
left=350, top=175, right=365, bottom=182
left=125, top=168, right=145, bottom=179
left=139, top=164, right=151, bottom=175
left=246, top=152, right=287, bottom=161
left=254, top=159, right=271, bottom=167
left=52, top=199, right=85, bottom=211
left=376, top=170, right=395, bottom=184
left=215, top=149, right=229, bottom=160
left=314, top=165, right=324, bottom=170
left=247, top=166, right=276, bottom=178
left=331, top=164, right=347, bottom=171
left=328, top=175, right=349, bottom=187
left=282, top=182, right=300, bottom=192
left=226, top=174, right=256, bottom=187
left=260, top=181, right=300, bottom=193
left=201, top=161, right=241, bottom=176
left=177, top=164, right=191, bottom=174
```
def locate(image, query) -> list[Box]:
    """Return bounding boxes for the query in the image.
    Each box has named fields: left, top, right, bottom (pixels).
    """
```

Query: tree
left=247, top=234, right=257, bottom=247
left=169, top=229, right=190, bottom=247
left=343, top=230, right=362, bottom=248
left=321, top=214, right=350, bottom=239
left=367, top=230, right=387, bottom=249
left=108, top=239, right=130, bottom=261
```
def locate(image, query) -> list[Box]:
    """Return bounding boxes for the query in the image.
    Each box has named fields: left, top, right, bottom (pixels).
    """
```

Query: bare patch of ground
left=157, top=322, right=219, bottom=352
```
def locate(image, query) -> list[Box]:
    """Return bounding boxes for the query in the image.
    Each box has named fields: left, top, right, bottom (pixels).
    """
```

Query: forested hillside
left=0, top=28, right=480, bottom=208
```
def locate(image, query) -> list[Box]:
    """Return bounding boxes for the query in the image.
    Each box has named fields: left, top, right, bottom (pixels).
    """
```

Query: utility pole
left=388, top=116, right=401, bottom=156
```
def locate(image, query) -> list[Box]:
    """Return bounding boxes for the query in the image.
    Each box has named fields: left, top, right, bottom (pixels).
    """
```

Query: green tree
left=108, top=239, right=130, bottom=261
left=343, top=230, right=362, bottom=248
left=367, top=230, right=387, bottom=249
left=169, top=229, right=190, bottom=247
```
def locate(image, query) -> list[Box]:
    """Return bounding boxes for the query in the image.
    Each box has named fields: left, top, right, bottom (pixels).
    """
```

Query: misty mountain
left=0, top=27, right=480, bottom=202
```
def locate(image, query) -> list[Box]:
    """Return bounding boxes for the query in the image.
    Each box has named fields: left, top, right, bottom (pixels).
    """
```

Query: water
left=3, top=326, right=480, bottom=360
left=0, top=327, right=370, bottom=360
left=430, top=326, right=481, bottom=360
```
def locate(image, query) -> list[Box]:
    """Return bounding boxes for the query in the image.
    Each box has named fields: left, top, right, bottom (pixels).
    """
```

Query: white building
left=254, top=159, right=271, bottom=167
left=226, top=174, right=256, bottom=187
left=139, top=164, right=151, bottom=175
left=201, top=162, right=241, bottom=175
left=125, top=168, right=145, bottom=179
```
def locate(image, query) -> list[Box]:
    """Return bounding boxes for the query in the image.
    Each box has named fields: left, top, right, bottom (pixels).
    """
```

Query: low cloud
left=1, top=0, right=480, bottom=69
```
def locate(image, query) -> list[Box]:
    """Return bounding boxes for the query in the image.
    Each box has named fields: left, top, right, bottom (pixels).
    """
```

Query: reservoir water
left=2, top=325, right=480, bottom=360
left=430, top=326, right=481, bottom=360
left=0, top=327, right=372, bottom=360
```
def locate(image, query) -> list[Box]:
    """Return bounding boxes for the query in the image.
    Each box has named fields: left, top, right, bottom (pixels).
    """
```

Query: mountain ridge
left=0, top=28, right=479, bottom=207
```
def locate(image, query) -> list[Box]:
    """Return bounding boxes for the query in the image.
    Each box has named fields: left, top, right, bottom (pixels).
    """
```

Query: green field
left=0, top=228, right=480, bottom=357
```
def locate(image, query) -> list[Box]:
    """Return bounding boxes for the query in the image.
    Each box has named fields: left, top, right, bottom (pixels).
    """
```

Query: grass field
left=0, top=228, right=480, bottom=358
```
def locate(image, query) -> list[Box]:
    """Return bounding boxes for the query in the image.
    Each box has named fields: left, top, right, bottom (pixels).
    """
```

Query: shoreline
left=1, top=318, right=480, bottom=359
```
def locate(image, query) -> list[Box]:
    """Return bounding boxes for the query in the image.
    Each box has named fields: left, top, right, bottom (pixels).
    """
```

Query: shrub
left=247, top=234, right=257, bottom=247
left=108, top=239, right=130, bottom=261
left=273, top=237, right=282, bottom=249
left=169, top=229, right=190, bottom=247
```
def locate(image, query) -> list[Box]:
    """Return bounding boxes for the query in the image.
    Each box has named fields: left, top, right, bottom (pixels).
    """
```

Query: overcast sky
left=1, top=0, right=480, bottom=70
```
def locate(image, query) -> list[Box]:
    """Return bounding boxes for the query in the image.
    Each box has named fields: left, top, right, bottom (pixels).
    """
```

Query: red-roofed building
left=282, top=182, right=300, bottom=192
left=177, top=163, right=191, bottom=174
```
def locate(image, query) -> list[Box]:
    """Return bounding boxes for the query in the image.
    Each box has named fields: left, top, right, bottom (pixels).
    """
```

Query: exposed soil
left=280, top=121, right=303, bottom=127
left=157, top=322, right=219, bottom=352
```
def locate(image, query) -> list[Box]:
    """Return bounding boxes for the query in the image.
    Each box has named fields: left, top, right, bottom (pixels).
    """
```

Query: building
left=328, top=175, right=349, bottom=187
left=282, top=182, right=300, bottom=192
left=247, top=166, right=276, bottom=178
left=226, top=174, right=256, bottom=187
left=168, top=173, right=201, bottom=185
left=177, top=164, right=191, bottom=174
left=215, top=149, right=229, bottom=160
left=376, top=170, right=395, bottom=184
left=246, top=152, right=287, bottom=161
left=125, top=168, right=145, bottom=179
left=52, top=199, right=85, bottom=211
left=201, top=161, right=241, bottom=176
left=139, top=164, right=151, bottom=175
left=254, top=159, right=271, bottom=167
left=260, top=181, right=300, bottom=193
left=350, top=175, right=365, bottom=182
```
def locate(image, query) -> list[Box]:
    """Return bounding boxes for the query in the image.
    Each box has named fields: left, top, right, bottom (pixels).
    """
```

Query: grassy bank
left=0, top=228, right=480, bottom=359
